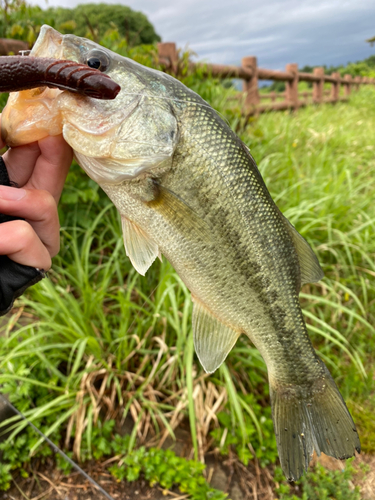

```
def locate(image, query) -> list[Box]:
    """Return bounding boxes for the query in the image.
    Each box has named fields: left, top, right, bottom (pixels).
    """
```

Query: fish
left=1, top=25, right=360, bottom=481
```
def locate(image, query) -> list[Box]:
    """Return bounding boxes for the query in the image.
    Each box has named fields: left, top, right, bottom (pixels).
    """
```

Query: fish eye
left=85, top=50, right=110, bottom=72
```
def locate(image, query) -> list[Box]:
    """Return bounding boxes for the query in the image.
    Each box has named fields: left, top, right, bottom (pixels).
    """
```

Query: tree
left=0, top=0, right=54, bottom=43
left=52, top=4, right=160, bottom=45
left=366, top=36, right=375, bottom=47
left=0, top=1, right=160, bottom=47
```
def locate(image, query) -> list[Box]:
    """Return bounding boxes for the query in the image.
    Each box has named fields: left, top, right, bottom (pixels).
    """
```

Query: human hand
left=0, top=132, right=73, bottom=270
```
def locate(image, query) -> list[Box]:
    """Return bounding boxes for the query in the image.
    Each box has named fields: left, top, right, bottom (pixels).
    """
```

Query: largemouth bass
left=1, top=25, right=360, bottom=480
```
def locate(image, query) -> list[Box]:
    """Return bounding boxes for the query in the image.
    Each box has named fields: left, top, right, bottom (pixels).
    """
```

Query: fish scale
left=169, top=99, right=311, bottom=370
left=1, top=24, right=360, bottom=481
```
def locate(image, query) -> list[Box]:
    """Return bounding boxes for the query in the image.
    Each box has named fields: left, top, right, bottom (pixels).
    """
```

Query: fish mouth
left=31, top=25, right=64, bottom=59
left=32, top=25, right=91, bottom=65
left=1, top=26, right=78, bottom=146
left=1, top=87, right=63, bottom=146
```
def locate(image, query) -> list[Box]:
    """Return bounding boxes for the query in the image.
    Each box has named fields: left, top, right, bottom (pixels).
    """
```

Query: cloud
left=28, top=0, right=375, bottom=69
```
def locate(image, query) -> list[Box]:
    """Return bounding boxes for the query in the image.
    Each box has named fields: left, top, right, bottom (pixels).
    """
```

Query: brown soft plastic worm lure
left=0, top=56, right=121, bottom=99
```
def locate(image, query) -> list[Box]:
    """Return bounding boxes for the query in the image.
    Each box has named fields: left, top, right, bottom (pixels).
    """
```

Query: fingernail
left=0, top=185, right=26, bottom=200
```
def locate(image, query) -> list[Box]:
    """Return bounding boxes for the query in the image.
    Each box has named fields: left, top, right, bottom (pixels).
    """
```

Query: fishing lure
left=0, top=55, right=121, bottom=99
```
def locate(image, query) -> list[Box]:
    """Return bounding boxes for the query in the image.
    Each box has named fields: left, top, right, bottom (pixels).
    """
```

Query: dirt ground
left=1, top=453, right=375, bottom=500
left=0, top=453, right=272, bottom=500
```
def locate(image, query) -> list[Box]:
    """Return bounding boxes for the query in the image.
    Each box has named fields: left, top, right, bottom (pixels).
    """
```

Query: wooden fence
left=0, top=38, right=28, bottom=56
left=158, top=42, right=375, bottom=115
left=1, top=37, right=373, bottom=115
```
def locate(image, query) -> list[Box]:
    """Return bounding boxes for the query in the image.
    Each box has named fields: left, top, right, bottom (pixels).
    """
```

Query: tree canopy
left=49, top=3, right=160, bottom=45
left=0, top=0, right=160, bottom=47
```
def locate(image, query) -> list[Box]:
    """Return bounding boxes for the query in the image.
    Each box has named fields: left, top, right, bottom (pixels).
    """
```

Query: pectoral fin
left=192, top=298, right=240, bottom=374
left=284, top=218, right=324, bottom=286
left=148, top=182, right=213, bottom=243
left=121, top=217, right=159, bottom=276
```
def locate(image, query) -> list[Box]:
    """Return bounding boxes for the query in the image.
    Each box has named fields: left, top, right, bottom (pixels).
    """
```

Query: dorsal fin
left=192, top=298, right=240, bottom=374
left=283, top=218, right=324, bottom=286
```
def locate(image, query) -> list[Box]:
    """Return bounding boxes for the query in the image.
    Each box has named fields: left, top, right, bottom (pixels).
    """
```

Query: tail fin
left=270, top=363, right=360, bottom=481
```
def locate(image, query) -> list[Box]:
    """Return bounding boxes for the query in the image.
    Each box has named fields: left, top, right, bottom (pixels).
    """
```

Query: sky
left=28, top=0, right=375, bottom=71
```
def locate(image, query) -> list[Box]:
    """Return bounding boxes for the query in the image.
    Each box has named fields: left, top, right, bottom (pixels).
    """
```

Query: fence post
left=285, top=63, right=299, bottom=110
left=242, top=56, right=259, bottom=110
left=344, top=74, right=352, bottom=97
left=313, top=67, right=324, bottom=103
left=157, top=42, right=178, bottom=75
left=354, top=76, right=361, bottom=91
left=331, top=72, right=340, bottom=102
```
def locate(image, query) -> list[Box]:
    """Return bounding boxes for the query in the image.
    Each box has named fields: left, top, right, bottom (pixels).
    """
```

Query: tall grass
left=1, top=85, right=375, bottom=475
left=244, top=87, right=375, bottom=393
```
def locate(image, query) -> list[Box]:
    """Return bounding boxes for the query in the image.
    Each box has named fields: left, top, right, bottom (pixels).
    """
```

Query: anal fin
left=121, top=216, right=159, bottom=276
left=192, top=298, right=240, bottom=374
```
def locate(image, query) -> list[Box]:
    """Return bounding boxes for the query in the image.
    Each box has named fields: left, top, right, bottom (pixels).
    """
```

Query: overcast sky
left=28, top=0, right=375, bottom=70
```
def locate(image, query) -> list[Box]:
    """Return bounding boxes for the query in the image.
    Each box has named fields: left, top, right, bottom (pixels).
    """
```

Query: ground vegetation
left=0, top=19, right=374, bottom=500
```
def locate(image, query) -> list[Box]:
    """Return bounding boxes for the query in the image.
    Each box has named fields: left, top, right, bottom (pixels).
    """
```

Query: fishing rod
left=0, top=394, right=115, bottom=500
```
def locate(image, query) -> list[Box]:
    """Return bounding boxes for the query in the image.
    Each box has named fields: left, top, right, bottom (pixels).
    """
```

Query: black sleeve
left=0, top=156, right=45, bottom=316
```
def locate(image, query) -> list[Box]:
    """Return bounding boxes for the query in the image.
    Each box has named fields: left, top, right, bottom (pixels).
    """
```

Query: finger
left=0, top=115, right=40, bottom=186
left=2, top=135, right=73, bottom=200
left=0, top=128, right=5, bottom=150
left=0, top=113, right=41, bottom=185
left=0, top=185, right=60, bottom=257
left=25, top=135, right=73, bottom=203
left=3, top=141, right=42, bottom=186
left=0, top=220, right=52, bottom=270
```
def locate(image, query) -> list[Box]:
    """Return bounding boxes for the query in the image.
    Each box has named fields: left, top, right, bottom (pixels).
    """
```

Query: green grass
left=1, top=81, right=375, bottom=498
left=275, top=459, right=363, bottom=500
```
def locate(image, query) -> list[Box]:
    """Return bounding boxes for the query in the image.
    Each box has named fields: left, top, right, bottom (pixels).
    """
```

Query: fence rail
left=0, top=38, right=373, bottom=116
left=157, top=42, right=375, bottom=115
left=0, top=38, right=28, bottom=56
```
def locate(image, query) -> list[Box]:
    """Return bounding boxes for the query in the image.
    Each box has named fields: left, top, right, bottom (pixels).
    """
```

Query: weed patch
left=0, top=39, right=375, bottom=497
